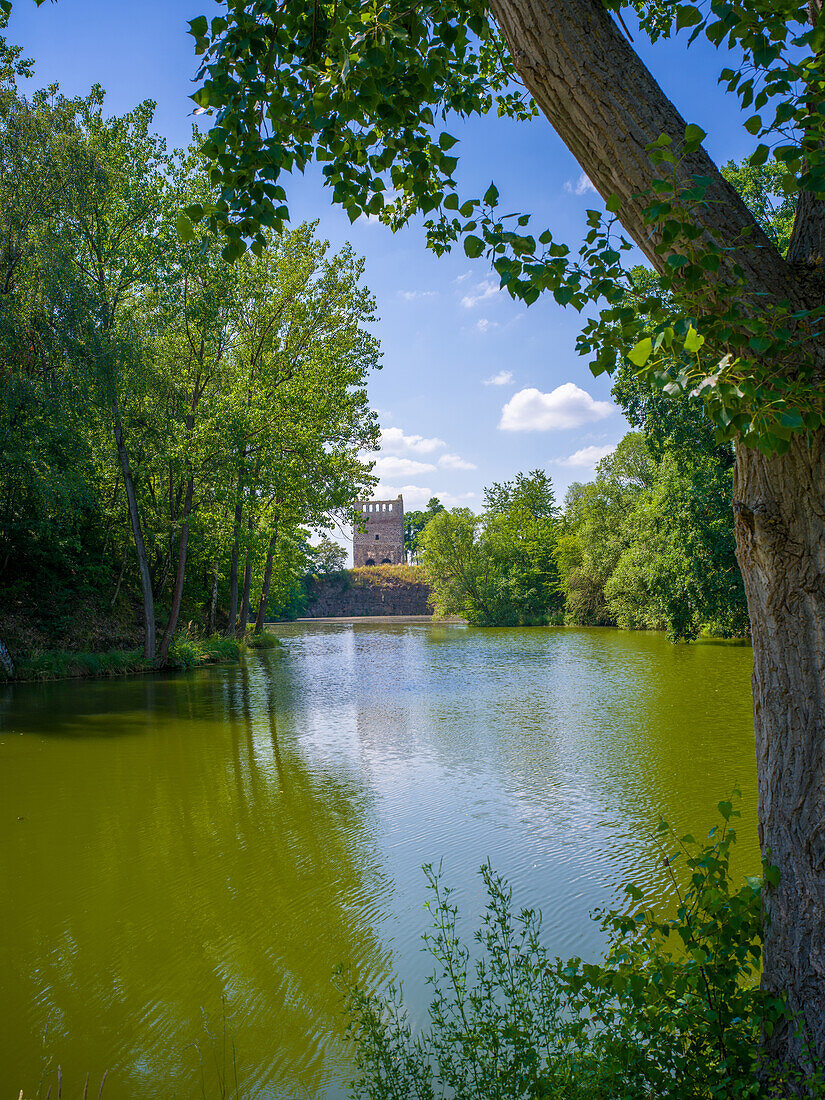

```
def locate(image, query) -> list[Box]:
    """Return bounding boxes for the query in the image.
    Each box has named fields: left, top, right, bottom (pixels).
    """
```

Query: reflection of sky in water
left=0, top=625, right=755, bottom=1098
left=271, top=626, right=756, bottom=977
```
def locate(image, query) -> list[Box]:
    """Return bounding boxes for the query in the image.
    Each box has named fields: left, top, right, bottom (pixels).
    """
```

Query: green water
left=0, top=624, right=756, bottom=1098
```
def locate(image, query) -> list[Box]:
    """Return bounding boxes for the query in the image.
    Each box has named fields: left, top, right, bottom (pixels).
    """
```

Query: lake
left=0, top=623, right=757, bottom=1098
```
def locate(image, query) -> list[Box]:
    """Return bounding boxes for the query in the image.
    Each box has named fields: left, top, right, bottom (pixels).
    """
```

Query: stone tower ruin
left=353, top=495, right=404, bottom=566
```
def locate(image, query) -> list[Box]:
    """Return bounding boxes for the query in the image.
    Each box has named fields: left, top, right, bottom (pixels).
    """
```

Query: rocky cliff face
left=303, top=566, right=433, bottom=617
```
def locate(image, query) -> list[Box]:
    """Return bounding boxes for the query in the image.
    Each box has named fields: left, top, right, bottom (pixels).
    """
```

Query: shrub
left=245, top=629, right=282, bottom=650
left=344, top=800, right=823, bottom=1099
left=167, top=634, right=241, bottom=668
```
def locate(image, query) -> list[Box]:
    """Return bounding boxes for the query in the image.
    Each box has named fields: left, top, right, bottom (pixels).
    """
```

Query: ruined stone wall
left=303, top=568, right=433, bottom=617
left=353, top=496, right=405, bottom=567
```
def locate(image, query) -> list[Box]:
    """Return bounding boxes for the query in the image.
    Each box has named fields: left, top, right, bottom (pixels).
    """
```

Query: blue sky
left=8, top=1, right=757, bottom=530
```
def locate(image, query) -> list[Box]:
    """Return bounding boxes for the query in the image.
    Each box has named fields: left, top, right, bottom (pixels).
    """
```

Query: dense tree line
left=0, top=32, right=378, bottom=662
left=421, top=412, right=747, bottom=641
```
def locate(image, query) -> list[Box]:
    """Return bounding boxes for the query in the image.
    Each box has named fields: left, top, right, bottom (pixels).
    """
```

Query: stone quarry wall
left=303, top=566, right=433, bottom=617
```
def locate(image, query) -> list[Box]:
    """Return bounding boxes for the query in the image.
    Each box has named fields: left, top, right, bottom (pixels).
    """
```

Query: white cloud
left=476, top=318, right=499, bottom=333
left=373, top=483, right=434, bottom=510
left=461, top=279, right=501, bottom=309
left=439, top=453, right=477, bottom=471
left=454, top=270, right=473, bottom=283
left=367, top=455, right=437, bottom=479
left=564, top=172, right=597, bottom=196
left=499, top=384, right=614, bottom=432
left=398, top=289, right=437, bottom=301
left=555, top=444, right=617, bottom=467
left=483, top=370, right=514, bottom=386
left=373, top=484, right=478, bottom=511
left=379, top=426, right=447, bottom=455
left=439, top=491, right=477, bottom=508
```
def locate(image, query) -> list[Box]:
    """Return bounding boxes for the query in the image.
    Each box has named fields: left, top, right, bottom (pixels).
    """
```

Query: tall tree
left=187, top=0, right=825, bottom=1074
left=59, top=95, right=174, bottom=659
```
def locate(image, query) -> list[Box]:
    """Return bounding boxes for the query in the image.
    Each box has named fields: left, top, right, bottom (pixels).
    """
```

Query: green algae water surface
left=0, top=625, right=756, bottom=1098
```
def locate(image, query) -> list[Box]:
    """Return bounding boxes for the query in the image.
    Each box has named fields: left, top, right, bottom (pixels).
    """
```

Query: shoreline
left=1, top=635, right=247, bottom=685
left=1, top=621, right=750, bottom=685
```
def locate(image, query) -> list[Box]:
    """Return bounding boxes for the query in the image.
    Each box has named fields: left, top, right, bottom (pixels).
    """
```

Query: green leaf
left=675, top=5, right=703, bottom=29
left=683, top=123, right=706, bottom=148
left=463, top=235, right=484, bottom=259
left=606, top=194, right=621, bottom=213
left=483, top=182, right=499, bottom=206
left=628, top=338, right=653, bottom=367
left=684, top=325, right=705, bottom=353
left=176, top=213, right=196, bottom=242
left=748, top=142, right=768, bottom=165
left=188, top=15, right=208, bottom=38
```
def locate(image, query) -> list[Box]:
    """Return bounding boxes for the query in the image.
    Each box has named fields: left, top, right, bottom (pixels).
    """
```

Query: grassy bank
left=6, top=634, right=248, bottom=683
left=348, top=563, right=427, bottom=587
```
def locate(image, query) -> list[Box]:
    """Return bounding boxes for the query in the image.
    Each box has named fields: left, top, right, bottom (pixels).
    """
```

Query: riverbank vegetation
left=419, top=157, right=792, bottom=639
left=0, top=28, right=378, bottom=674
left=346, top=801, right=822, bottom=1099
left=13, top=633, right=244, bottom=683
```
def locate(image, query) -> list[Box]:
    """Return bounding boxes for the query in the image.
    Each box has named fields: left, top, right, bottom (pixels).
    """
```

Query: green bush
left=167, top=634, right=241, bottom=669
left=344, top=800, right=823, bottom=1099
left=245, top=629, right=282, bottom=650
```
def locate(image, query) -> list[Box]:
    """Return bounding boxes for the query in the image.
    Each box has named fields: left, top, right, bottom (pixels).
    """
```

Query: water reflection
left=1, top=660, right=391, bottom=1098
left=0, top=625, right=756, bottom=1097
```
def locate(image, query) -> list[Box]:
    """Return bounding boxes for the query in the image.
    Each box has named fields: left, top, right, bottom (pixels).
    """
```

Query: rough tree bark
left=734, top=431, right=825, bottom=1073
left=112, top=403, right=156, bottom=660
left=489, top=0, right=825, bottom=1074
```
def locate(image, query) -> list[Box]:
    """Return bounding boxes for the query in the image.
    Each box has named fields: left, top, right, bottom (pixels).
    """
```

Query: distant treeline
left=0, top=33, right=378, bottom=663
left=420, top=378, right=749, bottom=641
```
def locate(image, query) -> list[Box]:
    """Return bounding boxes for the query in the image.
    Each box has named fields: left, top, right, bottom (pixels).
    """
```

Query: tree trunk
left=112, top=405, right=155, bottom=660
left=158, top=476, right=194, bottom=665
left=237, top=537, right=253, bottom=638
left=489, top=0, right=805, bottom=307
left=209, top=561, right=219, bottom=635
left=254, top=526, right=279, bottom=633
left=109, top=538, right=129, bottom=610
left=733, top=431, right=825, bottom=1077
left=227, top=477, right=243, bottom=638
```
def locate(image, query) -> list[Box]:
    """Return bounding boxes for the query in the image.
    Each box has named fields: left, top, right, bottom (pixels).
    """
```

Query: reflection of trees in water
left=0, top=656, right=392, bottom=1099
